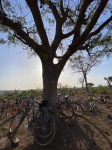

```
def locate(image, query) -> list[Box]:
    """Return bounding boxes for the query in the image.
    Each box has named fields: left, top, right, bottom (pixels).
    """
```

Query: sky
left=0, top=44, right=111, bottom=90
left=0, top=1, right=112, bottom=90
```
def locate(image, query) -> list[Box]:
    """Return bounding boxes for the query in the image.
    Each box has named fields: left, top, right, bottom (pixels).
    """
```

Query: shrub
left=97, top=85, right=108, bottom=94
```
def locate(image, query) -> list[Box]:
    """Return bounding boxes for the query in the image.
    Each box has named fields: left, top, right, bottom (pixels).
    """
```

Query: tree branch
left=48, top=1, right=64, bottom=57
left=0, top=14, right=43, bottom=56
left=60, top=0, right=64, bottom=17
left=26, top=0, right=50, bottom=49
left=87, top=16, right=112, bottom=39
left=70, top=0, right=109, bottom=50
left=48, top=0, right=62, bottom=22
left=62, top=29, right=75, bottom=39
left=72, top=0, right=94, bottom=42
left=13, top=34, right=27, bottom=45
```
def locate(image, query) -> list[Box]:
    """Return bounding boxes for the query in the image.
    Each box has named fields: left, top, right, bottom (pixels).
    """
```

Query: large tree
left=0, top=0, right=112, bottom=107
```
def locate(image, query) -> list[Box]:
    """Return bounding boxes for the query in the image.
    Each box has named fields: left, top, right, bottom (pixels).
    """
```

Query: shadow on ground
left=19, top=116, right=112, bottom=150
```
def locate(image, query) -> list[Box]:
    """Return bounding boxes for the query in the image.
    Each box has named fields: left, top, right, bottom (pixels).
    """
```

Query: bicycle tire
left=60, top=102, right=74, bottom=118
left=9, top=110, right=24, bottom=134
left=33, top=112, right=57, bottom=147
left=72, top=103, right=84, bottom=116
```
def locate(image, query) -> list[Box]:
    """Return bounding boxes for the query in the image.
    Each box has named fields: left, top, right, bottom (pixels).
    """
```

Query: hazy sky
left=0, top=1, right=112, bottom=90
left=0, top=44, right=111, bottom=90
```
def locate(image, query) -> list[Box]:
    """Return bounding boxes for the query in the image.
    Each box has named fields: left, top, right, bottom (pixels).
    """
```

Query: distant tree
left=69, top=51, right=101, bottom=92
left=104, top=76, right=112, bottom=88
left=87, top=83, right=94, bottom=88
left=78, top=77, right=84, bottom=91
left=0, top=0, right=112, bottom=108
left=87, top=82, right=94, bottom=92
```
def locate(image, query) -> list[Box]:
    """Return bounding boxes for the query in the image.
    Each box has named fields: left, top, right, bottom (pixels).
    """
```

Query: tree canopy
left=0, top=0, right=112, bottom=59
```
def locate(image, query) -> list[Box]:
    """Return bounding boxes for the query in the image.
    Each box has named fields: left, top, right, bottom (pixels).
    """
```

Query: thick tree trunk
left=42, top=61, right=60, bottom=108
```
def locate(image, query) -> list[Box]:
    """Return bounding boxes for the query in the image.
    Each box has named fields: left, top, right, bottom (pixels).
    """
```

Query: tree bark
left=41, top=60, right=60, bottom=108
left=84, top=74, right=89, bottom=92
left=107, top=80, right=112, bottom=89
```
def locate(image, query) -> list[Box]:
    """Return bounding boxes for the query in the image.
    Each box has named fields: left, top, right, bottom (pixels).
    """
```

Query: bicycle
left=70, top=101, right=84, bottom=117
left=9, top=96, right=37, bottom=138
left=8, top=96, right=57, bottom=147
left=78, top=99, right=98, bottom=114
left=86, top=92, right=106, bottom=104
left=57, top=94, right=74, bottom=118
left=33, top=100, right=57, bottom=147
left=0, top=99, right=10, bottom=118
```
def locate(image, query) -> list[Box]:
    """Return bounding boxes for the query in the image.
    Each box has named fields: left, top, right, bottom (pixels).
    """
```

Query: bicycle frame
left=9, top=97, right=38, bottom=140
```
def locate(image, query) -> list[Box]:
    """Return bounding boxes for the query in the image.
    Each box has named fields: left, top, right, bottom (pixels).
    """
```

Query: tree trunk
left=84, top=74, right=89, bottom=92
left=107, top=81, right=112, bottom=89
left=81, top=78, right=84, bottom=91
left=41, top=61, right=60, bottom=108
left=81, top=83, right=84, bottom=91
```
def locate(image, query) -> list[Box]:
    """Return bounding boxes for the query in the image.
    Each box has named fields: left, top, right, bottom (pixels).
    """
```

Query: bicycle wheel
left=9, top=110, right=24, bottom=134
left=33, top=112, right=57, bottom=147
left=60, top=102, right=74, bottom=118
left=72, top=103, right=84, bottom=116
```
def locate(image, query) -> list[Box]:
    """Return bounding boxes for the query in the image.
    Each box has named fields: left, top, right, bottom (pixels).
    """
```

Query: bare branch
left=87, top=16, right=112, bottom=39
left=60, top=0, right=64, bottom=17
left=62, top=29, right=74, bottom=39
left=48, top=1, right=64, bottom=56
left=0, top=14, right=43, bottom=55
left=70, top=0, right=109, bottom=50
left=25, top=0, right=50, bottom=49
left=48, top=0, right=62, bottom=22
left=72, top=0, right=94, bottom=41
left=13, top=33, right=27, bottom=45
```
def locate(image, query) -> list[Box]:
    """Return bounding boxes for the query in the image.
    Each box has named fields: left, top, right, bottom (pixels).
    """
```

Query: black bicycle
left=33, top=100, right=57, bottom=147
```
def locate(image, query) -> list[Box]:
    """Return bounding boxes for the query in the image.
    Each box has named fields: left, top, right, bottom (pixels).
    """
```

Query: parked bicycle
left=33, top=100, right=57, bottom=147
left=78, top=99, right=98, bottom=114
left=71, top=101, right=84, bottom=117
left=8, top=96, right=57, bottom=147
left=0, top=99, right=10, bottom=118
left=57, top=94, right=74, bottom=118
left=86, top=92, right=106, bottom=104
left=57, top=94, right=84, bottom=117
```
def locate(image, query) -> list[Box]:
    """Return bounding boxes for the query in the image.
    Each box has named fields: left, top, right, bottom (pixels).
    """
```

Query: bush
left=96, top=85, right=108, bottom=94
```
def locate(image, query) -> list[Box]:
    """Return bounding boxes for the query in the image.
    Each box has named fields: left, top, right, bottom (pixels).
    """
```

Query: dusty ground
left=0, top=94, right=112, bottom=150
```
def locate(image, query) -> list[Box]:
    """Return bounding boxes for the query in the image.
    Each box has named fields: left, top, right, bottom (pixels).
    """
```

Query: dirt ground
left=0, top=94, right=112, bottom=150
